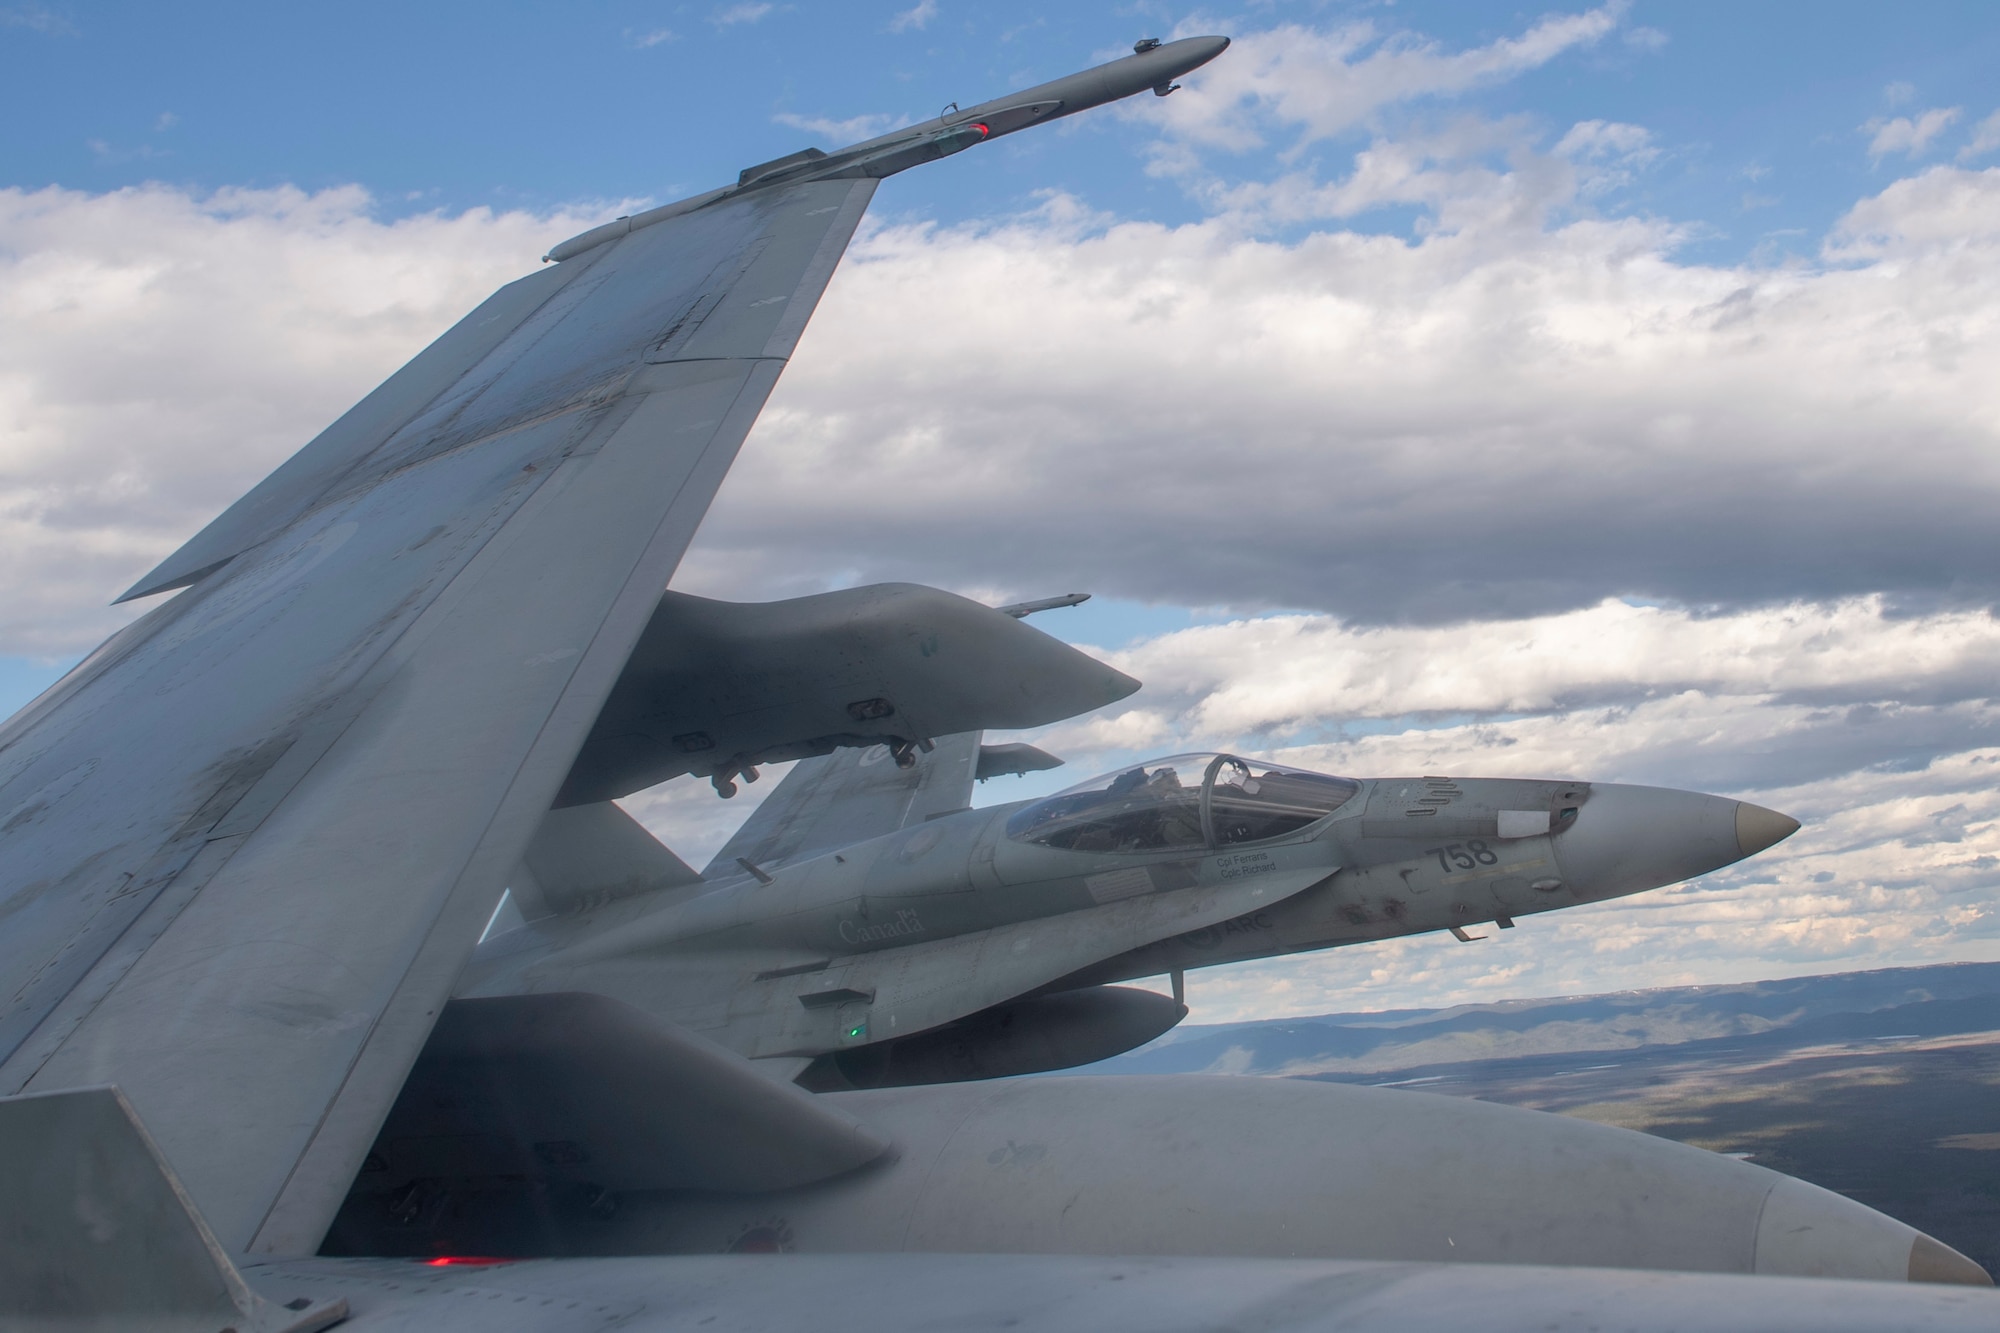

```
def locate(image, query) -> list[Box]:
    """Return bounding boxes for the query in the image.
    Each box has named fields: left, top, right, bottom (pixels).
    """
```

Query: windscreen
left=1005, top=753, right=1357, bottom=852
left=1205, top=757, right=1359, bottom=846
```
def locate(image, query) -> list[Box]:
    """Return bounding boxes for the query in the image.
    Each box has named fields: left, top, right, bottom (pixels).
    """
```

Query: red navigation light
left=972, top=123, right=991, bottom=137
left=424, top=1256, right=512, bottom=1267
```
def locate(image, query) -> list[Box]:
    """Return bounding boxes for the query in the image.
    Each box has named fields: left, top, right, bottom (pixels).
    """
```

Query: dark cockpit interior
left=1004, top=753, right=1359, bottom=853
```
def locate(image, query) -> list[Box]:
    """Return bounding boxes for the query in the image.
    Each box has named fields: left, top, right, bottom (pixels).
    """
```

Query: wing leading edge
left=0, top=176, right=876, bottom=1255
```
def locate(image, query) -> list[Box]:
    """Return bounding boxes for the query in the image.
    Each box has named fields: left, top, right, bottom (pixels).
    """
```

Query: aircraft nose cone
left=1552, top=784, right=1795, bottom=904
left=1735, top=801, right=1800, bottom=857
left=1150, top=35, right=1231, bottom=77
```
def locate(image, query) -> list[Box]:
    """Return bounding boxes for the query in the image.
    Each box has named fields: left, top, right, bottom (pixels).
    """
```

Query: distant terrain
left=1093, top=963, right=2000, bottom=1276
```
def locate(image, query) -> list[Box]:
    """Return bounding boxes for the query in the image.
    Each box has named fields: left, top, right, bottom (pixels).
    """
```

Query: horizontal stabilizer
left=520, top=801, right=704, bottom=916
left=976, top=742, right=1063, bottom=781
left=355, top=992, right=890, bottom=1197
left=557, top=583, right=1138, bottom=805
left=0, top=1086, right=346, bottom=1331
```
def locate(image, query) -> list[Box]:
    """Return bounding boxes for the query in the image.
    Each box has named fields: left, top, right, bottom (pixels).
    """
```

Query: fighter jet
left=2, top=33, right=1994, bottom=1333
left=456, top=699, right=1800, bottom=1089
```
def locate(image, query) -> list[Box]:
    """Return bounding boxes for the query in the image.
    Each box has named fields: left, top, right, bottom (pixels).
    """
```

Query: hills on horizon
left=1096, top=961, right=2000, bottom=1078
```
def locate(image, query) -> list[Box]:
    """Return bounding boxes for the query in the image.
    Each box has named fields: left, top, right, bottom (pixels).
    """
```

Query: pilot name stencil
left=1213, top=851, right=1276, bottom=880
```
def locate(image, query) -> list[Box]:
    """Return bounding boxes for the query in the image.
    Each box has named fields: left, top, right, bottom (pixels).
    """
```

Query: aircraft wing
left=0, top=173, right=879, bottom=1256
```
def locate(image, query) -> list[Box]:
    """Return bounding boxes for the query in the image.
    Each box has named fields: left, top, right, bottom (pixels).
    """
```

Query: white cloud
left=8, top=28, right=2000, bottom=1022
left=670, top=163, right=2000, bottom=627
left=1823, top=162, right=2000, bottom=259
left=1959, top=109, right=2000, bottom=163
left=1864, top=106, right=1961, bottom=160
left=710, top=2, right=772, bottom=26
left=0, top=184, right=618, bottom=654
left=772, top=110, right=909, bottom=144
left=1553, top=119, right=1658, bottom=196
left=1554, top=119, right=1653, bottom=162
left=1177, top=739, right=2000, bottom=1021
left=84, top=137, right=168, bottom=165
left=1007, top=601, right=2000, bottom=1021
left=1185, top=113, right=1576, bottom=231
left=10, top=163, right=2000, bottom=659
left=624, top=597, right=2000, bottom=1021
left=1885, top=81, right=1917, bottom=108
left=1152, top=5, right=1625, bottom=151
left=0, top=4, right=74, bottom=36
left=1059, top=597, right=2000, bottom=750
left=888, top=0, right=936, bottom=34
left=625, top=27, right=677, bottom=49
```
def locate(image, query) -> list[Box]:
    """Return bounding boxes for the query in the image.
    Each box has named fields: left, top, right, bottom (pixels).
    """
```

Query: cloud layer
left=0, top=184, right=606, bottom=653
left=676, top=160, right=2000, bottom=627
left=4, top=10, right=2000, bottom=1024
left=1146, top=6, right=1624, bottom=152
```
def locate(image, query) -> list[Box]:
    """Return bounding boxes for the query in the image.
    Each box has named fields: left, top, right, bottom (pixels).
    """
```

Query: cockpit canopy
left=1004, top=753, right=1359, bottom=853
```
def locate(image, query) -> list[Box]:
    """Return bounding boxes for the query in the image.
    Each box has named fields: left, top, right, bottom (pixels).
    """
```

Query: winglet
left=0, top=1086, right=347, bottom=1331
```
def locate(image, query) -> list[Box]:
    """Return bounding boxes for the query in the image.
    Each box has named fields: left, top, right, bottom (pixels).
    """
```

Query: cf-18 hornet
left=458, top=714, right=1801, bottom=1092
left=1, top=34, right=1991, bottom=1333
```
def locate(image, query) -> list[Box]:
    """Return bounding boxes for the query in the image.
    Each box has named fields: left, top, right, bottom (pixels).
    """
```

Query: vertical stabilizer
left=519, top=800, right=706, bottom=917
left=706, top=731, right=985, bottom=875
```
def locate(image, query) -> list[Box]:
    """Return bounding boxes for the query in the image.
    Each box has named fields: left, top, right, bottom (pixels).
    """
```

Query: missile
left=545, top=36, right=1232, bottom=262
left=816, top=34, right=1233, bottom=170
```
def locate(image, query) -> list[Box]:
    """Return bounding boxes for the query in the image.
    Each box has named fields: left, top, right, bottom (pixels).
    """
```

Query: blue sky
left=7, top=1, right=2000, bottom=1017
left=5, top=2, right=1998, bottom=261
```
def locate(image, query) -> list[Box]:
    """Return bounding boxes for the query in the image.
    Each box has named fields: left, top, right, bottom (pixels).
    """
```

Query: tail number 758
left=1428, top=841, right=1499, bottom=873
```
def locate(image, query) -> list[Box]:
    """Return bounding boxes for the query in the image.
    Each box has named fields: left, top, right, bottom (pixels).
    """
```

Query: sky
left=4, top=1, right=2000, bottom=1022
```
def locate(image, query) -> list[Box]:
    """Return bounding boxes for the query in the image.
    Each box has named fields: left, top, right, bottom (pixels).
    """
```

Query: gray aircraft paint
left=556, top=583, right=1137, bottom=804
left=467, top=748, right=1795, bottom=1072
left=243, top=1256, right=2000, bottom=1333
left=7, top=31, right=1999, bottom=1330
left=420, top=1074, right=1968, bottom=1284
left=0, top=23, right=1223, bottom=1275
left=0, top=176, right=885, bottom=1257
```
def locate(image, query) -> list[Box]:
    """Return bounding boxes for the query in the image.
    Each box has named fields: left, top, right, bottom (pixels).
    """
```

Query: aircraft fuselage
left=470, top=757, right=1796, bottom=1069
